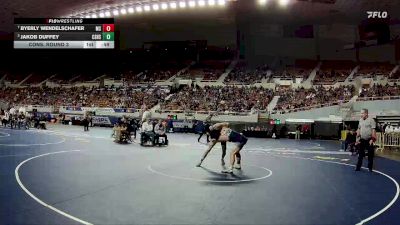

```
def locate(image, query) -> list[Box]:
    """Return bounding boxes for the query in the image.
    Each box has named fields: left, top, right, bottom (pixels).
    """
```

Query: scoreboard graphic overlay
left=14, top=18, right=115, bottom=49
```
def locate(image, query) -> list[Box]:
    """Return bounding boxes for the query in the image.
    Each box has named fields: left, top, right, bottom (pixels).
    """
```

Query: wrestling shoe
left=196, top=160, right=203, bottom=167
left=234, top=164, right=241, bottom=170
left=221, top=159, right=225, bottom=166
left=222, top=167, right=233, bottom=173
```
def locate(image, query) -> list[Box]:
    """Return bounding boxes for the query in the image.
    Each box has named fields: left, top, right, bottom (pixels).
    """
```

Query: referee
left=355, top=109, right=377, bottom=172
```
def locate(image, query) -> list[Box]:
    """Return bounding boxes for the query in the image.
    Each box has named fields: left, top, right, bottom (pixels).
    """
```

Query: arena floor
left=1, top=124, right=399, bottom=225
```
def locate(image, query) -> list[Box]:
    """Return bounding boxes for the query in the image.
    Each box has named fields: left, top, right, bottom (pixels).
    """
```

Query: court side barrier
left=340, top=132, right=399, bottom=152
left=375, top=132, right=384, bottom=151
left=376, top=132, right=400, bottom=152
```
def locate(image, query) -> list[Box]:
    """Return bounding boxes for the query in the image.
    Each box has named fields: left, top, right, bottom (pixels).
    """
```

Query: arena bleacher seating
left=389, top=69, right=400, bottom=80
left=271, top=67, right=310, bottom=81
left=359, top=84, right=400, bottom=98
left=2, top=58, right=400, bottom=114
left=357, top=62, right=394, bottom=78
left=162, top=86, right=274, bottom=112
left=179, top=60, right=230, bottom=81
left=224, top=61, right=270, bottom=84
left=22, top=72, right=54, bottom=85
left=4, top=72, right=29, bottom=84
left=314, top=60, right=355, bottom=84
left=0, top=86, right=168, bottom=109
left=274, top=85, right=355, bottom=112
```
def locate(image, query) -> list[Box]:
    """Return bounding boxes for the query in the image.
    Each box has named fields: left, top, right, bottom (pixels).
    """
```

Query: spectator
left=359, top=83, right=400, bottom=98
left=295, top=125, right=301, bottom=140
left=225, top=63, right=270, bottom=84
left=0, top=86, right=168, bottom=109
left=154, top=120, right=168, bottom=144
left=274, top=85, right=354, bottom=112
left=164, top=86, right=274, bottom=112
left=345, top=129, right=357, bottom=153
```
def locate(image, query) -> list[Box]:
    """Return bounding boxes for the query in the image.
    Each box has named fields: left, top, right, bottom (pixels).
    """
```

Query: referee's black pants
left=356, top=139, right=375, bottom=171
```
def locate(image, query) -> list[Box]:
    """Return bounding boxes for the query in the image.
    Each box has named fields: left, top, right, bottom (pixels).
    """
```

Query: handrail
left=200, top=80, right=219, bottom=82
left=270, top=100, right=349, bottom=114
left=156, top=109, right=253, bottom=116
left=3, top=95, right=399, bottom=115
left=271, top=95, right=400, bottom=114
left=357, top=96, right=400, bottom=101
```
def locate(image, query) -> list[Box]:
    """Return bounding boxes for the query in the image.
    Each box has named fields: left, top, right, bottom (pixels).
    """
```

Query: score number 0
left=102, top=24, right=114, bottom=32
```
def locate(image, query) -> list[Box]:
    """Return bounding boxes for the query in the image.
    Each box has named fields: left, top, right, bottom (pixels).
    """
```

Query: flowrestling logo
left=367, top=11, right=388, bottom=18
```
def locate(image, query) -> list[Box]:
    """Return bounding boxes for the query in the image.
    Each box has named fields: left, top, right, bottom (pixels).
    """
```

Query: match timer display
left=14, top=18, right=115, bottom=49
